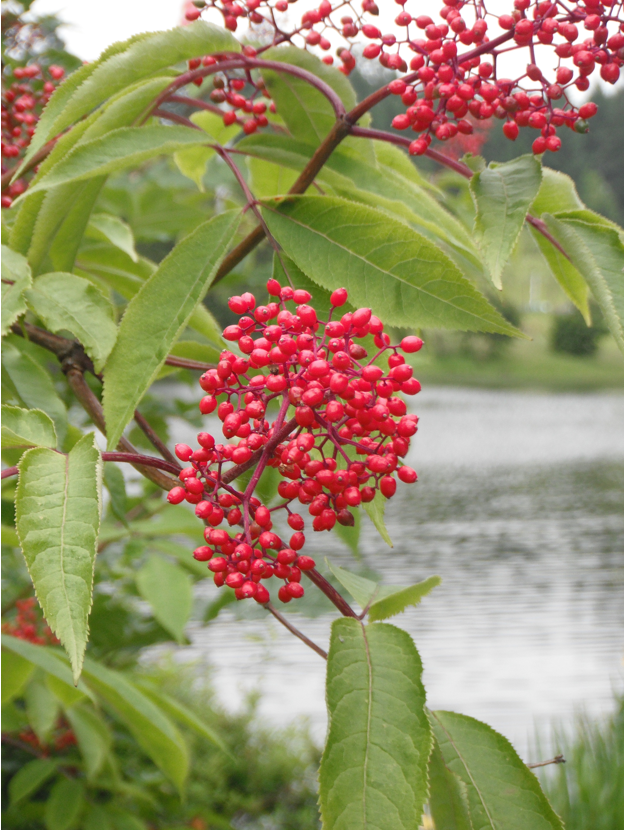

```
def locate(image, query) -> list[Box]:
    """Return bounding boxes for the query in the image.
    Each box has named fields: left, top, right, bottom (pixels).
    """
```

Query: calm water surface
left=179, top=387, right=624, bottom=759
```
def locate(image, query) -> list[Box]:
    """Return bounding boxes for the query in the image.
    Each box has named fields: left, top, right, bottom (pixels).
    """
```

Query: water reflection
left=184, top=388, right=624, bottom=759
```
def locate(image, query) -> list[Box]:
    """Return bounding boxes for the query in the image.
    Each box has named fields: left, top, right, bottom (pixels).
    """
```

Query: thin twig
left=164, top=355, right=217, bottom=371
left=133, top=410, right=179, bottom=467
left=305, top=569, right=357, bottom=618
left=1, top=466, right=18, bottom=480
left=221, top=415, right=298, bottom=485
left=527, top=754, right=566, bottom=769
left=101, top=452, right=180, bottom=476
left=265, top=602, right=327, bottom=659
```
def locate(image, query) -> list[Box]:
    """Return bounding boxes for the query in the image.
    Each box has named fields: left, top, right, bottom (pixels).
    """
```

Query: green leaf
left=261, top=46, right=356, bottom=144
left=1, top=525, right=19, bottom=546
left=9, top=758, right=58, bottom=807
left=65, top=703, right=112, bottom=779
left=1, top=635, right=93, bottom=698
left=1, top=341, right=68, bottom=446
left=431, top=710, right=564, bottom=830
left=363, top=496, right=393, bottom=548
left=2, top=648, right=35, bottom=703
left=22, top=126, right=214, bottom=198
left=103, top=463, right=128, bottom=526
left=137, top=682, right=229, bottom=753
left=168, top=339, right=220, bottom=367
left=247, top=156, right=299, bottom=198
left=326, top=561, right=440, bottom=621
left=46, top=672, right=87, bottom=707
left=529, top=227, right=590, bottom=324
left=15, top=434, right=102, bottom=682
left=87, top=213, right=138, bottom=261
left=135, top=555, right=193, bottom=643
left=320, top=619, right=432, bottom=830
left=188, top=302, right=227, bottom=348
left=333, top=504, right=361, bottom=559
left=25, top=674, right=60, bottom=741
left=24, top=21, right=240, bottom=165
left=262, top=196, right=521, bottom=335
left=544, top=212, right=624, bottom=353
left=368, top=576, right=441, bottom=622
left=174, top=110, right=240, bottom=190
left=531, top=167, right=584, bottom=216
left=1, top=406, right=57, bottom=450
left=428, top=737, right=473, bottom=830
left=1, top=246, right=32, bottom=334
left=102, top=210, right=240, bottom=449
left=45, top=777, right=86, bottom=830
left=470, top=155, right=543, bottom=288
left=75, top=243, right=154, bottom=299
left=81, top=657, right=188, bottom=791
left=25, top=272, right=117, bottom=373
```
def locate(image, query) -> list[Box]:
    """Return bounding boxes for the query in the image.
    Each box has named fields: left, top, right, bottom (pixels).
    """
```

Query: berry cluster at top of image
left=168, top=281, right=422, bottom=605
left=183, top=0, right=622, bottom=155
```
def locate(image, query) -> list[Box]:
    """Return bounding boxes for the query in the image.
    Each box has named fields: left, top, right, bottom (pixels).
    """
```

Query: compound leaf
left=320, top=619, right=432, bottom=830
left=102, top=210, right=240, bottom=450
left=15, top=434, right=102, bottom=682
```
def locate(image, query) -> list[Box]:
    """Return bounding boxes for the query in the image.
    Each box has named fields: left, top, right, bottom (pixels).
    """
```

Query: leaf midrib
left=361, top=622, right=373, bottom=829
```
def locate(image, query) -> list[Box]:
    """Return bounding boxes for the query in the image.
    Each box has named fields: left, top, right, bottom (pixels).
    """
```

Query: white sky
left=33, top=0, right=619, bottom=99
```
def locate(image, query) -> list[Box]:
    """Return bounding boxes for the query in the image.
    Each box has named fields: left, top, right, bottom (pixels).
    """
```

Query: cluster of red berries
left=17, top=723, right=78, bottom=755
left=183, top=0, right=623, bottom=154
left=2, top=597, right=59, bottom=646
left=1, top=63, right=65, bottom=207
left=167, top=281, right=422, bottom=604
left=185, top=51, right=276, bottom=134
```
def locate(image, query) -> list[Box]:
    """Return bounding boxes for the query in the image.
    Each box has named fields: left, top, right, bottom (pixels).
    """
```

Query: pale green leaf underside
left=544, top=212, right=624, bottom=353
left=320, top=619, right=432, bottom=830
left=327, top=561, right=440, bottom=621
left=1, top=634, right=94, bottom=698
left=25, top=272, right=118, bottom=373
left=262, top=196, right=522, bottom=336
left=363, top=496, right=393, bottom=548
left=471, top=155, right=543, bottom=288
left=1, top=406, right=57, bottom=450
left=87, top=213, right=138, bottom=261
left=1, top=245, right=32, bottom=334
left=431, top=710, right=564, bottom=830
left=531, top=167, right=584, bottom=216
left=135, top=555, right=192, bottom=643
left=102, top=210, right=240, bottom=450
left=529, top=227, right=590, bottom=324
left=15, top=434, right=102, bottom=682
left=65, top=704, right=112, bottom=780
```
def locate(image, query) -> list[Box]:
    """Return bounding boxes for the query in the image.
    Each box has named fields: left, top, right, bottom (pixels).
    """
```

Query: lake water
left=179, top=387, right=624, bottom=761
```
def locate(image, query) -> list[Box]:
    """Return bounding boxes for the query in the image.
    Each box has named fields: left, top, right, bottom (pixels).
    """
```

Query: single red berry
left=167, top=486, right=186, bottom=505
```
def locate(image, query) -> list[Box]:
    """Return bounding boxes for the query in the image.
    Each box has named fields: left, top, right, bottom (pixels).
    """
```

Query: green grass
left=415, top=315, right=624, bottom=392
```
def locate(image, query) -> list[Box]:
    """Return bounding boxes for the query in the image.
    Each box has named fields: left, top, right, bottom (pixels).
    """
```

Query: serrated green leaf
left=87, top=213, right=138, bottom=261
left=9, top=758, right=58, bottom=806
left=1, top=406, right=57, bottom=450
left=431, top=710, right=564, bottom=830
left=262, top=46, right=356, bottom=145
left=16, top=434, right=102, bottom=682
left=22, top=126, right=214, bottom=198
left=1, top=245, right=32, bottom=334
left=81, top=656, right=188, bottom=791
left=25, top=272, right=117, bottom=372
left=544, top=212, right=624, bottom=353
left=23, top=21, right=239, bottom=167
left=1, top=635, right=94, bottom=698
left=320, top=619, right=432, bottom=830
left=174, top=109, right=240, bottom=190
left=65, top=703, right=112, bottom=780
left=135, top=555, right=192, bottom=643
left=45, top=777, right=86, bottom=830
left=471, top=155, right=543, bottom=288
left=428, top=736, right=473, bottom=830
left=529, top=226, right=590, bottom=324
left=531, top=167, right=584, bottom=216
left=368, top=576, right=441, bottom=622
left=2, top=648, right=35, bottom=703
left=103, top=210, right=240, bottom=450
left=262, top=196, right=522, bottom=336
left=137, top=682, right=229, bottom=753
left=363, top=496, right=393, bottom=548
left=25, top=674, right=60, bottom=741
left=103, top=462, right=128, bottom=526
left=1, top=341, right=68, bottom=446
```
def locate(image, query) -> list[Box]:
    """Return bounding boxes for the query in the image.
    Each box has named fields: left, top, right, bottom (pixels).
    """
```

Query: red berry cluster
left=167, top=281, right=422, bottom=605
left=1, top=63, right=65, bottom=206
left=183, top=0, right=623, bottom=154
left=185, top=50, right=276, bottom=134
left=2, top=597, right=59, bottom=645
